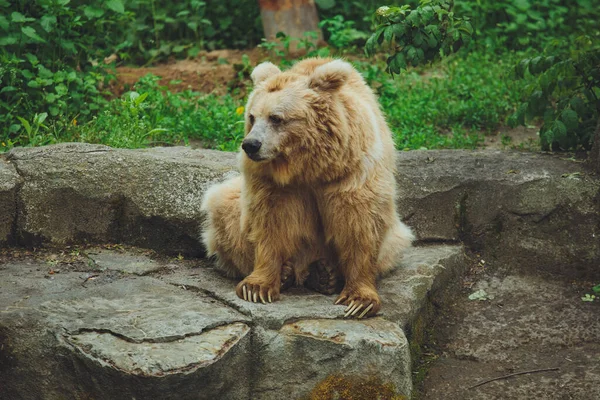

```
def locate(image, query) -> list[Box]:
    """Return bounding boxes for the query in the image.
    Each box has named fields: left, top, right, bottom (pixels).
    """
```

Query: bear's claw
left=242, top=284, right=271, bottom=304
left=335, top=287, right=381, bottom=319
left=237, top=276, right=280, bottom=305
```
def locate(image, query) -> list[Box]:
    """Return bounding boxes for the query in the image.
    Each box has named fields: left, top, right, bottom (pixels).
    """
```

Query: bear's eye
left=249, top=114, right=255, bottom=125
left=269, top=115, right=283, bottom=125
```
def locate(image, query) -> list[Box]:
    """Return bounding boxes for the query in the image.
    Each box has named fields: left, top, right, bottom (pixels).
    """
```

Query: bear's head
left=241, top=58, right=358, bottom=185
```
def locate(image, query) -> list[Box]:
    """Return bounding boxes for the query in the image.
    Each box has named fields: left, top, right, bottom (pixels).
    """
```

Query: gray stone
left=7, top=143, right=237, bottom=254
left=0, top=261, right=251, bottom=400
left=396, top=150, right=600, bottom=278
left=6, top=144, right=600, bottom=277
left=253, top=319, right=412, bottom=399
left=380, top=244, right=467, bottom=328
left=161, top=245, right=466, bottom=332
left=419, top=272, right=600, bottom=400
left=0, top=244, right=463, bottom=399
left=0, top=157, right=21, bottom=244
left=86, top=248, right=164, bottom=275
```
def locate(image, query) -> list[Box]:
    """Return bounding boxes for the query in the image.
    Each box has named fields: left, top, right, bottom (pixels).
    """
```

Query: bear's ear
left=251, top=62, right=281, bottom=85
left=308, top=59, right=354, bottom=92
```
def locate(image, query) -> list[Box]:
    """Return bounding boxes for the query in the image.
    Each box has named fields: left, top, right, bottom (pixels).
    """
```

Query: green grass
left=360, top=50, right=535, bottom=150
left=0, top=50, right=535, bottom=153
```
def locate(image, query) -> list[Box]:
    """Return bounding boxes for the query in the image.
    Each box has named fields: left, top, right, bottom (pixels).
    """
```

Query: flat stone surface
left=7, top=143, right=237, bottom=254
left=86, top=248, right=163, bottom=275
left=160, top=244, right=466, bottom=331
left=0, top=158, right=21, bottom=243
left=0, top=244, right=462, bottom=399
left=417, top=272, right=600, bottom=399
left=67, top=322, right=250, bottom=376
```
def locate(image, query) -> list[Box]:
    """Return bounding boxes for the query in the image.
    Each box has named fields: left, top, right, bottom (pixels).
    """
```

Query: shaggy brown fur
left=201, top=57, right=414, bottom=318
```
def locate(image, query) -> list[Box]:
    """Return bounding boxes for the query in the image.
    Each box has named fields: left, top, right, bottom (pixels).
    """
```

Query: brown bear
left=201, top=57, right=414, bottom=318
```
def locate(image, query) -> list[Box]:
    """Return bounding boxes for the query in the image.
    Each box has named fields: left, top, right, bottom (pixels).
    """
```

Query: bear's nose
left=242, top=138, right=262, bottom=155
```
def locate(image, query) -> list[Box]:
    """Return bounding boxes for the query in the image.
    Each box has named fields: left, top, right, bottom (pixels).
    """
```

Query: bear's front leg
left=234, top=183, right=317, bottom=304
left=321, top=191, right=387, bottom=319
left=236, top=242, right=283, bottom=304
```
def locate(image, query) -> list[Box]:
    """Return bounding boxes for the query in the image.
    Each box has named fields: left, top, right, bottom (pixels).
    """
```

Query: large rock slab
left=6, top=144, right=600, bottom=277
left=0, top=244, right=464, bottom=399
left=6, top=144, right=599, bottom=277
left=396, top=150, right=600, bottom=278
left=7, top=143, right=237, bottom=255
left=0, top=157, right=21, bottom=244
left=0, top=260, right=251, bottom=400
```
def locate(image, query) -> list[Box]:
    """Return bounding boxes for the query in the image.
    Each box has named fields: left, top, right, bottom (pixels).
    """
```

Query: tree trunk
left=258, top=0, right=323, bottom=53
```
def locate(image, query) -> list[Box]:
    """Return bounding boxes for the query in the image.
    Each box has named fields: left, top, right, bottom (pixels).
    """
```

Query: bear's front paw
left=335, top=286, right=381, bottom=319
left=236, top=274, right=280, bottom=304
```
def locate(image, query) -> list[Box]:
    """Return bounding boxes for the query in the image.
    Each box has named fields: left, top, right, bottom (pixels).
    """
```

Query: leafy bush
left=365, top=0, right=473, bottom=75
left=0, top=0, right=118, bottom=145
left=74, top=75, right=246, bottom=151
left=319, top=15, right=369, bottom=50
left=510, top=42, right=600, bottom=150
left=454, top=0, right=600, bottom=50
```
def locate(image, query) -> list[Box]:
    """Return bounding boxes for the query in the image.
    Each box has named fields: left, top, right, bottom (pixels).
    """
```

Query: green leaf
left=315, top=0, right=335, bottom=9
left=0, top=35, right=18, bottom=45
left=11, top=12, right=26, bottom=23
left=552, top=120, right=567, bottom=144
left=389, top=53, right=407, bottom=74
left=413, top=31, right=424, bottom=46
left=21, top=69, right=34, bottom=79
left=17, top=117, right=32, bottom=135
left=529, top=56, right=543, bottom=74
left=61, top=40, right=76, bottom=53
left=592, top=284, right=600, bottom=294
left=383, top=26, right=394, bottom=44
left=35, top=112, right=48, bottom=125
left=25, top=53, right=38, bottom=65
left=364, top=28, right=383, bottom=57
left=45, top=93, right=57, bottom=103
left=40, top=15, right=57, bottom=32
left=21, top=26, right=46, bottom=43
left=107, top=0, right=125, bottom=14
left=83, top=7, right=105, bottom=19
left=55, top=84, right=68, bottom=96
left=27, top=80, right=40, bottom=88
left=0, top=86, right=17, bottom=93
left=426, top=33, right=438, bottom=48
left=560, top=109, right=578, bottom=131
left=0, top=15, right=9, bottom=31
left=49, top=106, right=59, bottom=116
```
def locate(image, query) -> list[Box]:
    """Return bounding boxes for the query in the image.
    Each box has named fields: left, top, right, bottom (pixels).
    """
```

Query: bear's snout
left=242, top=138, right=262, bottom=157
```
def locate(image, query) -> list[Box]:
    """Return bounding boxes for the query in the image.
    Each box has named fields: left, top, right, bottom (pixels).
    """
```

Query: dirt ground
left=415, top=268, right=600, bottom=400
left=112, top=48, right=268, bottom=96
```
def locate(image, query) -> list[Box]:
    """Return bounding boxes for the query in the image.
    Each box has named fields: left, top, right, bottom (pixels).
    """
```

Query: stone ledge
left=396, top=150, right=600, bottom=278
left=0, top=244, right=463, bottom=399
left=0, top=157, right=21, bottom=244
left=4, top=143, right=598, bottom=277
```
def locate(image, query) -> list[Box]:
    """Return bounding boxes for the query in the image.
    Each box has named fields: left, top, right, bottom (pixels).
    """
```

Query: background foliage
left=1, top=0, right=599, bottom=152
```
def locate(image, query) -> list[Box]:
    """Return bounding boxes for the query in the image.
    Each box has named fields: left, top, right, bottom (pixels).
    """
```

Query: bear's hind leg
left=376, top=217, right=415, bottom=276
left=201, top=176, right=254, bottom=278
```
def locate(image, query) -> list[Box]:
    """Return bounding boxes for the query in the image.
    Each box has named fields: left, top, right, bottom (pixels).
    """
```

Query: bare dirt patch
left=112, top=48, right=268, bottom=96
left=415, top=270, right=600, bottom=399
left=483, top=125, right=541, bottom=150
